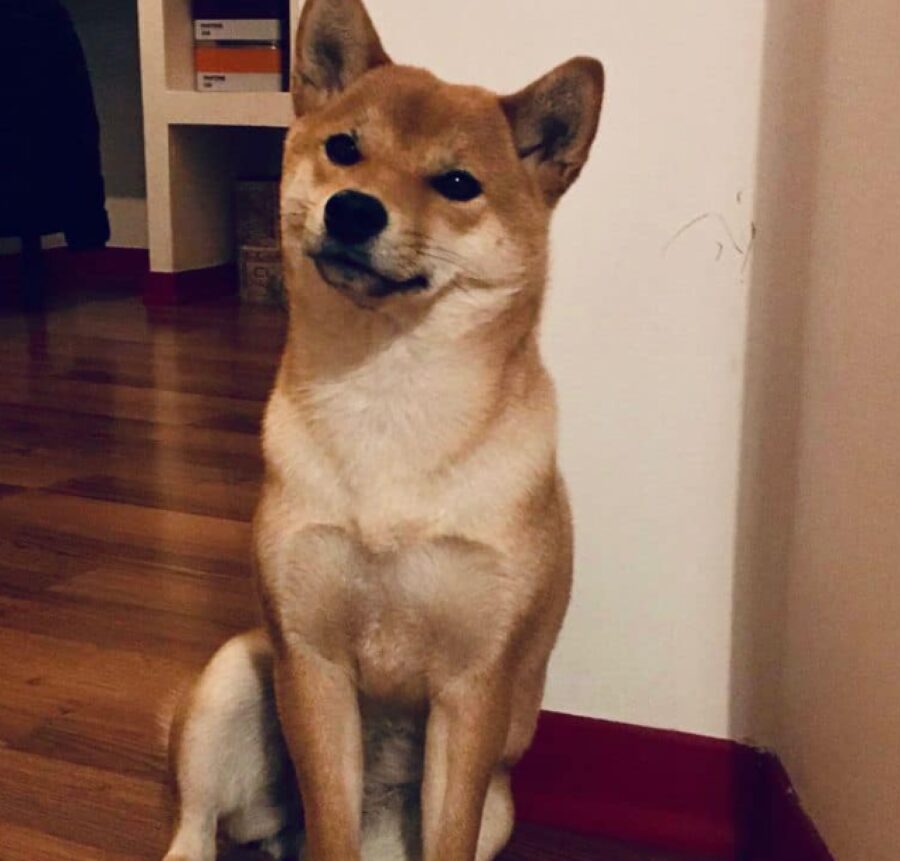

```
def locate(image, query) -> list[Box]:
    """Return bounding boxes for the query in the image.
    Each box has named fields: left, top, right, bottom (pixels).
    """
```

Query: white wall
left=766, top=1, right=900, bottom=857
left=367, top=0, right=765, bottom=736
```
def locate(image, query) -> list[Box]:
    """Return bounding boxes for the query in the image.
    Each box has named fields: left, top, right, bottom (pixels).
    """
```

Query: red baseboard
left=512, top=711, right=834, bottom=861
left=142, top=263, right=238, bottom=306
left=0, top=246, right=148, bottom=301
left=0, top=246, right=237, bottom=306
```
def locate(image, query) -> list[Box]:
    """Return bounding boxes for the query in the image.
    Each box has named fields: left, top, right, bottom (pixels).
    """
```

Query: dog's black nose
left=324, top=190, right=388, bottom=245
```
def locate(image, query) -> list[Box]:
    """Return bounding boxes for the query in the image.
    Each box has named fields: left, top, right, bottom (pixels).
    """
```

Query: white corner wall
left=369, top=1, right=765, bottom=736
left=767, top=1, right=900, bottom=857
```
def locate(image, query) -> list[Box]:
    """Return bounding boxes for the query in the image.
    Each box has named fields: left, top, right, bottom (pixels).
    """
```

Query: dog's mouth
left=310, top=249, right=428, bottom=303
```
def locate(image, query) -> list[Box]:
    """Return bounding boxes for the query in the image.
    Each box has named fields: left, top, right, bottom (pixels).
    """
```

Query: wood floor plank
left=0, top=747, right=169, bottom=859
left=0, top=440, right=263, bottom=495
left=0, top=329, right=283, bottom=368
left=0, top=591, right=243, bottom=664
left=0, top=562, right=69, bottom=595
left=0, top=822, right=146, bottom=861
left=0, top=375, right=265, bottom=427
left=53, top=361, right=275, bottom=401
left=0, top=523, right=100, bottom=580
left=0, top=519, right=251, bottom=580
left=48, top=473, right=260, bottom=522
left=0, top=453, right=89, bottom=491
left=0, top=403, right=264, bottom=458
left=0, top=628, right=198, bottom=772
left=23, top=706, right=169, bottom=783
left=52, top=559, right=259, bottom=626
left=0, top=491, right=253, bottom=577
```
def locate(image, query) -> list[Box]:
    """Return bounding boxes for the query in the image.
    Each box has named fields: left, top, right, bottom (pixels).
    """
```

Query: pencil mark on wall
left=741, top=221, right=757, bottom=273
left=663, top=211, right=746, bottom=257
left=663, top=188, right=756, bottom=280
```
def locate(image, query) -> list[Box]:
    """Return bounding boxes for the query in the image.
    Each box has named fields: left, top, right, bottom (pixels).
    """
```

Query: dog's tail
left=156, top=683, right=186, bottom=750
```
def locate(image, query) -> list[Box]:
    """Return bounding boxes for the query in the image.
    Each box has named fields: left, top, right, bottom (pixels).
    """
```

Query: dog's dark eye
left=325, top=133, right=362, bottom=166
left=431, top=170, right=483, bottom=202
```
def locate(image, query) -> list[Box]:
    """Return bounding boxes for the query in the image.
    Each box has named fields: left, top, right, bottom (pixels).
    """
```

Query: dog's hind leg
left=259, top=827, right=303, bottom=861
left=162, top=807, right=216, bottom=861
left=162, top=629, right=296, bottom=861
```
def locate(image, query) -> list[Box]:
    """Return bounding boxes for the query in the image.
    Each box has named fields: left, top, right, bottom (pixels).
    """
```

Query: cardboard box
left=195, top=19, right=283, bottom=42
left=240, top=245, right=285, bottom=306
left=235, top=180, right=280, bottom=247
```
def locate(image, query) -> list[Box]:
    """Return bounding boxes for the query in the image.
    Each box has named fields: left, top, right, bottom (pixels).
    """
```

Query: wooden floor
left=0, top=290, right=701, bottom=861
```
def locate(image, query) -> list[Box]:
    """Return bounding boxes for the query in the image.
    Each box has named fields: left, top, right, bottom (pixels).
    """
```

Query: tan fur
left=164, top=2, right=603, bottom=860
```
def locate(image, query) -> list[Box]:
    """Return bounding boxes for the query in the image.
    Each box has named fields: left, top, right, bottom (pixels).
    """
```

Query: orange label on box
left=194, top=45, right=282, bottom=74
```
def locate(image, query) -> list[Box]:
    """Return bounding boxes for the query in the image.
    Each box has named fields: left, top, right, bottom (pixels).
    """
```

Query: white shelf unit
left=136, top=0, right=298, bottom=275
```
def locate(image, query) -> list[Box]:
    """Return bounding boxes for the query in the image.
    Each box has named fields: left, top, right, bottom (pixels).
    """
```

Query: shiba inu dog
left=162, top=1, right=604, bottom=860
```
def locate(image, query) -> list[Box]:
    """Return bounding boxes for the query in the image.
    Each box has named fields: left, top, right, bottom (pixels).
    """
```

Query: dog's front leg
left=421, top=673, right=511, bottom=861
left=275, top=649, right=363, bottom=861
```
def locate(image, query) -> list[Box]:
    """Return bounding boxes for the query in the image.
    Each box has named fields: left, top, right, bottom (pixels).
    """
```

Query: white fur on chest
left=265, top=334, right=496, bottom=548
left=311, top=335, right=460, bottom=472
left=263, top=311, right=558, bottom=563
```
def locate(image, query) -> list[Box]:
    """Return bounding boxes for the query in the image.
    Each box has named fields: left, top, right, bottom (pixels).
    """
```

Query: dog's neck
left=269, top=258, right=548, bottom=482
left=280, top=257, right=544, bottom=395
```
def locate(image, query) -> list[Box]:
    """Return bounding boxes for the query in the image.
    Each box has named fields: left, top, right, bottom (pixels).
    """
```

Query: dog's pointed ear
left=501, top=57, right=605, bottom=206
left=292, top=0, right=391, bottom=116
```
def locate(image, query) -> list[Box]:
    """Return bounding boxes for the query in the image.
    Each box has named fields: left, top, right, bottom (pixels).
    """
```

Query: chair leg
left=20, top=233, right=44, bottom=310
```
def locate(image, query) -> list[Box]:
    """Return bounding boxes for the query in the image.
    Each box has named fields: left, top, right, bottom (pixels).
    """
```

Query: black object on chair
left=0, top=0, right=110, bottom=308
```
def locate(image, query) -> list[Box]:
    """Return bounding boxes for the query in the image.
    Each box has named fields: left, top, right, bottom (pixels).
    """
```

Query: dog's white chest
left=265, top=341, right=486, bottom=542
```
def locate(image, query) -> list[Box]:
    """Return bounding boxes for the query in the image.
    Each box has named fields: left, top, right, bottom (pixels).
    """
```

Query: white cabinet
left=136, top=0, right=298, bottom=277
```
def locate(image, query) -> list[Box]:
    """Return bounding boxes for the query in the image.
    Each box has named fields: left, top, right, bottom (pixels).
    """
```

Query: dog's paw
left=258, top=828, right=302, bottom=861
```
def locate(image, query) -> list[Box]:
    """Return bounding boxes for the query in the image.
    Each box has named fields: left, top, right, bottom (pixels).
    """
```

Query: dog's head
left=282, top=0, right=604, bottom=314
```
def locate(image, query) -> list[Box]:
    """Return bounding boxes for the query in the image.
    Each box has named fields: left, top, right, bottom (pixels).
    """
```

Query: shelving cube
left=136, top=0, right=298, bottom=299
